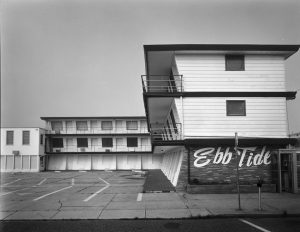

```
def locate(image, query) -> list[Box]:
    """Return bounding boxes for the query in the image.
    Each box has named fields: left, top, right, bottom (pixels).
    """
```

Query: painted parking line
left=71, top=178, right=75, bottom=186
left=240, top=219, right=271, bottom=232
left=33, top=186, right=73, bottom=201
left=0, top=187, right=29, bottom=196
left=83, top=177, right=110, bottom=202
left=98, top=177, right=110, bottom=185
left=137, top=193, right=143, bottom=201
left=2, top=179, right=22, bottom=186
left=37, top=178, right=47, bottom=186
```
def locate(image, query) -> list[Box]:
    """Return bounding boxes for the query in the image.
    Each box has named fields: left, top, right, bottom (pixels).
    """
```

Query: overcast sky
left=1, top=0, right=300, bottom=133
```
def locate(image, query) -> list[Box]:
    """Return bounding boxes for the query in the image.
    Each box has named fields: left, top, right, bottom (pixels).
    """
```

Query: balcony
left=141, top=75, right=183, bottom=93
left=46, top=127, right=149, bottom=135
left=47, top=145, right=152, bottom=153
left=150, top=123, right=183, bottom=141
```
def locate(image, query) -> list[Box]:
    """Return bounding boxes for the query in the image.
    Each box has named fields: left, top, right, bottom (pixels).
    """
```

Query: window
left=91, top=120, right=98, bottom=130
left=66, top=121, right=73, bottom=131
left=6, top=131, right=14, bottom=145
left=170, top=110, right=178, bottom=133
left=77, top=138, right=88, bottom=148
left=127, top=137, right=138, bottom=147
left=52, top=138, right=63, bottom=148
left=76, top=121, right=88, bottom=131
left=22, top=131, right=30, bottom=145
left=166, top=120, right=173, bottom=139
left=101, top=121, right=113, bottom=130
left=102, top=138, right=113, bottom=147
left=126, top=121, right=138, bottom=130
left=40, top=134, right=44, bottom=145
left=226, top=100, right=246, bottom=116
left=51, top=121, right=63, bottom=132
left=225, top=55, right=244, bottom=71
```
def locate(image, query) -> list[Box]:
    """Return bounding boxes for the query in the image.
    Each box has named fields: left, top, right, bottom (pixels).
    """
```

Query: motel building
left=40, top=117, right=161, bottom=170
left=1, top=128, right=46, bottom=172
left=141, top=44, right=300, bottom=193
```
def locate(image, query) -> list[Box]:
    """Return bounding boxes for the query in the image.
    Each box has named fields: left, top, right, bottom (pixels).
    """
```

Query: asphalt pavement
left=1, top=171, right=300, bottom=220
left=1, top=217, right=300, bottom=232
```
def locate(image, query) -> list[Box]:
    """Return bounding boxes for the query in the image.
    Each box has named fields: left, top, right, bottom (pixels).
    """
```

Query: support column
left=292, top=151, right=298, bottom=193
left=278, top=151, right=282, bottom=193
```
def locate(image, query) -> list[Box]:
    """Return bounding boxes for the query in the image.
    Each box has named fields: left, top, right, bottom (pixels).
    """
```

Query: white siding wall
left=161, top=147, right=184, bottom=186
left=175, top=54, right=286, bottom=92
left=1, top=128, right=45, bottom=172
left=46, top=119, right=149, bottom=134
left=51, top=136, right=151, bottom=152
left=176, top=97, right=288, bottom=138
left=46, top=154, right=162, bottom=170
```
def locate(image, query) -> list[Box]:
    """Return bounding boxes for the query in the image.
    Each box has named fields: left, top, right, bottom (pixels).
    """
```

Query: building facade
left=142, top=44, right=300, bottom=193
left=41, top=117, right=161, bottom=170
left=1, top=127, right=46, bottom=172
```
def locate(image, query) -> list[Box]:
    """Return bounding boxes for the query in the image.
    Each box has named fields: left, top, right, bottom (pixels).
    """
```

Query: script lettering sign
left=194, top=146, right=271, bottom=168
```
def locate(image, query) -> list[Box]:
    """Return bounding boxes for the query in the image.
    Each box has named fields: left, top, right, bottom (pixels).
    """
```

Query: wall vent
left=12, top=150, right=20, bottom=155
left=54, top=149, right=61, bottom=153
left=105, top=149, right=111, bottom=152
left=80, top=148, right=86, bottom=152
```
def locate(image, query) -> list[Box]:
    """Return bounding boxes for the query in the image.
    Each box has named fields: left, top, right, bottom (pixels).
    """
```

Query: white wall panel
left=180, top=97, right=288, bottom=138
left=47, top=155, right=67, bottom=170
left=175, top=54, right=286, bottom=92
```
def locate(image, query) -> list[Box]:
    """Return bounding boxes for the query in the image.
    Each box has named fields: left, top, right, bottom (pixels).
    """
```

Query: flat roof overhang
left=41, top=116, right=147, bottom=120
left=144, top=44, right=300, bottom=76
left=184, top=137, right=297, bottom=147
left=144, top=91, right=297, bottom=100
left=151, top=138, right=297, bottom=153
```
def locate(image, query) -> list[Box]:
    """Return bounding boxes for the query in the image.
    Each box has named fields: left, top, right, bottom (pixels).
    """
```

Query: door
left=281, top=153, right=293, bottom=192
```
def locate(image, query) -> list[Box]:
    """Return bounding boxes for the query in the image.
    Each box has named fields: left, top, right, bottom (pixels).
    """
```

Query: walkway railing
left=46, top=127, right=149, bottom=134
left=47, top=145, right=152, bottom=153
left=150, top=123, right=183, bottom=141
left=141, top=75, right=183, bottom=93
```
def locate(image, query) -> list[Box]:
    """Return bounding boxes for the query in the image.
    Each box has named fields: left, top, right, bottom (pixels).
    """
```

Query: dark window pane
left=77, top=138, right=88, bottom=148
left=40, top=134, right=44, bottom=145
left=102, top=138, right=113, bottom=147
left=52, top=138, right=63, bottom=148
left=170, top=110, right=178, bottom=133
left=51, top=121, right=63, bottom=131
left=101, top=121, right=113, bottom=130
left=226, top=55, right=244, bottom=71
left=166, top=120, right=173, bottom=139
left=6, top=131, right=14, bottom=145
left=226, top=100, right=246, bottom=116
left=76, top=121, right=88, bottom=131
left=126, top=121, right=138, bottom=130
left=127, top=137, right=138, bottom=147
left=22, top=131, right=30, bottom=145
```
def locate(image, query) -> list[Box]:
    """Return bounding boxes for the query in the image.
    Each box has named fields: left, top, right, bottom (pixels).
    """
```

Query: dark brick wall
left=189, top=146, right=279, bottom=185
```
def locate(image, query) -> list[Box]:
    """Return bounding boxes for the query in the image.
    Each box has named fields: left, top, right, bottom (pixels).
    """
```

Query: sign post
left=257, top=177, right=263, bottom=211
left=235, top=132, right=241, bottom=210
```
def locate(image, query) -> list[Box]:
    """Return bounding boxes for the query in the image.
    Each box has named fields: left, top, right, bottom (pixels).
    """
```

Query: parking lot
left=0, top=171, right=154, bottom=220
left=1, top=171, right=300, bottom=222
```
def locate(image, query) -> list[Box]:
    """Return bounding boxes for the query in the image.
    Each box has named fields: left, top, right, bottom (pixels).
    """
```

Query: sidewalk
left=2, top=192, right=300, bottom=220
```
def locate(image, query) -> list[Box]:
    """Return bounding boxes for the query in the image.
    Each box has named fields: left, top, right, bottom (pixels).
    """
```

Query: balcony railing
left=46, top=127, right=149, bottom=135
left=150, top=123, right=183, bottom=141
left=141, top=75, right=183, bottom=93
left=47, top=145, right=152, bottom=153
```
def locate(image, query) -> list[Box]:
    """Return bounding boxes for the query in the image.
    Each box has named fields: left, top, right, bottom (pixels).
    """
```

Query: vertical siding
left=46, top=154, right=162, bottom=171
left=182, top=97, right=288, bottom=138
left=175, top=54, right=286, bottom=92
left=161, top=148, right=184, bottom=186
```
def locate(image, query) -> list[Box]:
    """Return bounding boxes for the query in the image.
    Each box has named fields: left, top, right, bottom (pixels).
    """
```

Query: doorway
left=281, top=153, right=293, bottom=192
